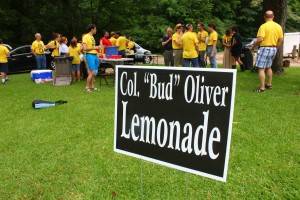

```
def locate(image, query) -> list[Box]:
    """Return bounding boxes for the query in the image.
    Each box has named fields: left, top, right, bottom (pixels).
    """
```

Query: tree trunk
left=262, top=0, right=287, bottom=74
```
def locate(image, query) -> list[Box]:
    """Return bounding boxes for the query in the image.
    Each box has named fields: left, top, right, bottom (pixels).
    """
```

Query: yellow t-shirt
left=257, top=21, right=283, bottom=46
left=31, top=40, right=46, bottom=55
left=82, top=33, right=97, bottom=54
left=172, top=32, right=182, bottom=49
left=181, top=32, right=199, bottom=59
left=110, top=37, right=117, bottom=46
left=128, top=41, right=134, bottom=49
left=222, top=34, right=232, bottom=46
left=198, top=30, right=208, bottom=51
left=47, top=40, right=60, bottom=57
left=208, top=31, right=218, bottom=46
left=116, top=36, right=127, bottom=51
left=0, top=45, right=9, bottom=63
left=69, top=46, right=81, bottom=64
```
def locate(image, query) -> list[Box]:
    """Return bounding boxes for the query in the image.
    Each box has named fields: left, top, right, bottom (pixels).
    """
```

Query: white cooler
left=31, top=70, right=53, bottom=82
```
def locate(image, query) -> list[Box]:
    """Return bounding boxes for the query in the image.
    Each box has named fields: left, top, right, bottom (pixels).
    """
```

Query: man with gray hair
left=250, top=10, right=283, bottom=92
left=31, top=33, right=47, bottom=70
left=162, top=27, right=174, bottom=66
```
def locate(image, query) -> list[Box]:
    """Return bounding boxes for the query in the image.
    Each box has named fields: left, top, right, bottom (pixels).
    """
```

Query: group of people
left=99, top=31, right=134, bottom=57
left=31, top=32, right=83, bottom=82
left=80, top=28, right=133, bottom=92
left=30, top=26, right=133, bottom=92
left=162, top=22, right=220, bottom=68
left=162, top=22, right=245, bottom=70
left=0, top=23, right=133, bottom=91
left=1, top=10, right=283, bottom=93
left=222, top=26, right=245, bottom=71
left=162, top=10, right=283, bottom=92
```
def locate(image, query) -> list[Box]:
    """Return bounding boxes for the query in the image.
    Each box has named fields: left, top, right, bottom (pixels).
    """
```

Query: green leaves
left=0, top=0, right=299, bottom=53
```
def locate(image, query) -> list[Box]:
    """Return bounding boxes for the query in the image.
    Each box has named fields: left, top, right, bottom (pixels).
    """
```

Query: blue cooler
left=31, top=70, right=53, bottom=81
left=105, top=46, right=118, bottom=56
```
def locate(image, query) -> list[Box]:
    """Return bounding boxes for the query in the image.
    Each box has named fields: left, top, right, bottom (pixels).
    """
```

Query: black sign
left=114, top=66, right=236, bottom=182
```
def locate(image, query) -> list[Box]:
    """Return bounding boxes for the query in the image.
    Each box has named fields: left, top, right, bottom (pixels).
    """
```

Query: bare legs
left=265, top=67, right=272, bottom=86
left=258, top=68, right=265, bottom=90
left=86, top=70, right=95, bottom=90
left=257, top=67, right=272, bottom=90
left=72, top=71, right=81, bottom=82
left=77, top=71, right=81, bottom=81
left=1, top=72, right=6, bottom=82
left=232, top=56, right=245, bottom=71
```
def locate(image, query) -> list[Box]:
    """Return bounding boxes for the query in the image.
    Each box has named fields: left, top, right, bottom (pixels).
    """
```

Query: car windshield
left=242, top=38, right=256, bottom=46
left=12, top=46, right=31, bottom=54
left=244, top=39, right=254, bottom=43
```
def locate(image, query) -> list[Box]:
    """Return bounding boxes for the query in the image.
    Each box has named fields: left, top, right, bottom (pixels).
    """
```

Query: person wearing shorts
left=0, top=39, right=10, bottom=84
left=250, top=10, right=283, bottom=93
left=69, top=39, right=81, bottom=82
left=82, top=24, right=100, bottom=92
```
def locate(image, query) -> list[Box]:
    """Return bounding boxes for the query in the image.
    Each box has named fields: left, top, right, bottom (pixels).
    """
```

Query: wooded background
left=0, top=0, right=299, bottom=53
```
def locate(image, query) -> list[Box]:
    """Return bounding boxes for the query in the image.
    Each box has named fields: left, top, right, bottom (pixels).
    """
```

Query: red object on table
left=106, top=55, right=122, bottom=59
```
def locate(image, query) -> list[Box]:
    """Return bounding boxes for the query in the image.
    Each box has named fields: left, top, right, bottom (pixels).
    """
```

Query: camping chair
left=98, top=62, right=115, bottom=86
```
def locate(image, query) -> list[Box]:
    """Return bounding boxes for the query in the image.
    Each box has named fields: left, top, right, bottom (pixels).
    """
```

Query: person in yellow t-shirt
left=69, top=39, right=81, bottom=82
left=0, top=38, right=10, bottom=83
left=46, top=33, right=61, bottom=57
left=82, top=24, right=100, bottom=92
left=31, top=33, right=47, bottom=70
left=197, top=23, right=209, bottom=68
left=207, top=23, right=218, bottom=68
left=172, top=23, right=184, bottom=66
left=116, top=31, right=127, bottom=57
left=250, top=10, right=283, bottom=93
left=110, top=32, right=117, bottom=46
left=181, top=24, right=199, bottom=67
left=127, top=37, right=135, bottom=50
left=222, top=29, right=232, bottom=69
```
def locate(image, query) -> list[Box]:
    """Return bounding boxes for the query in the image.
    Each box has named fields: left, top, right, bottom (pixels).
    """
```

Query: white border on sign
left=114, top=65, right=237, bottom=182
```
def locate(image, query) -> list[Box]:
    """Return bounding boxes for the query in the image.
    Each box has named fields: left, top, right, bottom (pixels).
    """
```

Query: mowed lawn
left=0, top=67, right=299, bottom=199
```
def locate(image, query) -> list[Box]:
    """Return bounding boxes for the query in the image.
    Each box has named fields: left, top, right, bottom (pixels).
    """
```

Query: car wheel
left=143, top=56, right=151, bottom=64
left=50, top=60, right=56, bottom=70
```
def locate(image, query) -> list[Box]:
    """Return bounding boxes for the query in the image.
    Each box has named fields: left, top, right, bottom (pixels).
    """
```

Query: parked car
left=4, top=44, right=13, bottom=50
left=133, top=43, right=152, bottom=64
left=7, top=45, right=53, bottom=73
left=242, top=38, right=258, bottom=51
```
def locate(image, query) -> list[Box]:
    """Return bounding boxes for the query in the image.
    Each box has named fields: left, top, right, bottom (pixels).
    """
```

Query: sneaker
left=91, top=87, right=100, bottom=91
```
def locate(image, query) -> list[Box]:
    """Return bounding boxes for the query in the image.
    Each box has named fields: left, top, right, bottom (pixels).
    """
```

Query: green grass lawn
left=0, top=67, right=299, bottom=199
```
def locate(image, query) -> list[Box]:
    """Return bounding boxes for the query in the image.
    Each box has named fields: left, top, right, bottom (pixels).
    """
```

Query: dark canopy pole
left=262, top=0, right=287, bottom=74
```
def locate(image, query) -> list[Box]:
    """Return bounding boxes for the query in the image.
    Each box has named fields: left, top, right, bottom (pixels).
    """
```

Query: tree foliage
left=0, top=0, right=298, bottom=54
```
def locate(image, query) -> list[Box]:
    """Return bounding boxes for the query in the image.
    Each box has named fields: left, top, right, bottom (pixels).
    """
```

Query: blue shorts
left=72, top=64, right=80, bottom=72
left=256, top=47, right=277, bottom=69
left=86, top=54, right=99, bottom=71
